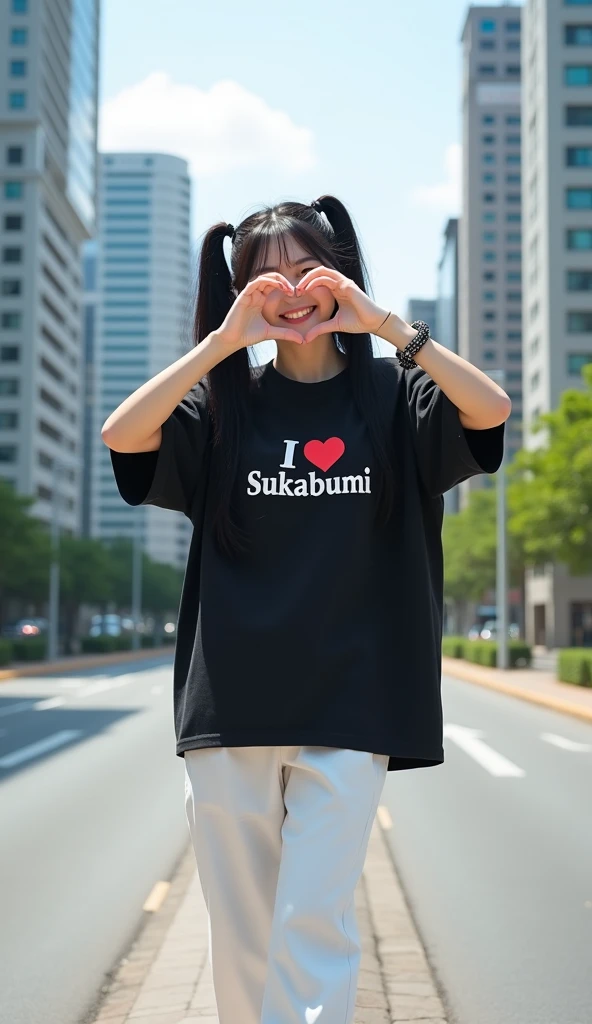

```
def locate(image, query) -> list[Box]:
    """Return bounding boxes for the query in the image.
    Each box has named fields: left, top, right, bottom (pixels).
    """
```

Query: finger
left=253, top=272, right=294, bottom=293
left=245, top=274, right=293, bottom=296
left=303, top=318, right=338, bottom=344
left=298, top=276, right=340, bottom=294
left=295, top=266, right=343, bottom=294
left=273, top=326, right=305, bottom=345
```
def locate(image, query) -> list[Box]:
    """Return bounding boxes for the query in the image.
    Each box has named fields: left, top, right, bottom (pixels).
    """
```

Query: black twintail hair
left=193, top=196, right=396, bottom=558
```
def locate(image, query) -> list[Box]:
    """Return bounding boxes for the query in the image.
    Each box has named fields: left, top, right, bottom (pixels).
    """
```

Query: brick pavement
left=86, top=817, right=449, bottom=1024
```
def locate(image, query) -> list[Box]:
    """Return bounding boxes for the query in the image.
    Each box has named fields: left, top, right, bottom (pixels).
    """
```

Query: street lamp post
left=487, top=368, right=509, bottom=670
left=47, top=459, right=62, bottom=662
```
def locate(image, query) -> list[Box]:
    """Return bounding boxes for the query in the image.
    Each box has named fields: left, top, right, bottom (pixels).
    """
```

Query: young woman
left=102, top=195, right=510, bottom=1024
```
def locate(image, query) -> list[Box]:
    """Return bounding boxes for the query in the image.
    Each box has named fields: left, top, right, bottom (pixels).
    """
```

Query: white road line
left=0, top=700, right=34, bottom=719
left=541, top=732, right=591, bottom=753
left=443, top=724, right=525, bottom=777
left=78, top=673, right=137, bottom=698
left=0, top=729, right=82, bottom=769
left=150, top=685, right=163, bottom=695
left=34, top=696, right=66, bottom=711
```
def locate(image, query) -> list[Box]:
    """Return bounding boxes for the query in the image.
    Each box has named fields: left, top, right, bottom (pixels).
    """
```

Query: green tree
left=508, top=363, right=592, bottom=573
left=0, top=481, right=50, bottom=628
left=59, top=535, right=117, bottom=651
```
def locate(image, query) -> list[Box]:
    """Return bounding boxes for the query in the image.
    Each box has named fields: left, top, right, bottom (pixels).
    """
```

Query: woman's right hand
left=216, top=273, right=304, bottom=352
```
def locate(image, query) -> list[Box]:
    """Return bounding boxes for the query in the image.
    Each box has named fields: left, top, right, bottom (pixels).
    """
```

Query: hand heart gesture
left=294, top=267, right=389, bottom=345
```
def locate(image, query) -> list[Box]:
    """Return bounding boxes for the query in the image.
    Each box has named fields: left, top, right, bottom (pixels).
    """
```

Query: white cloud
left=98, top=72, right=316, bottom=176
left=409, top=143, right=461, bottom=213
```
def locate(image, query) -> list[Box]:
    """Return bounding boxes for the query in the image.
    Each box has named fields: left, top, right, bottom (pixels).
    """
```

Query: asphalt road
left=382, top=671, right=592, bottom=1024
left=0, top=656, right=188, bottom=1024
left=0, top=660, right=590, bottom=1024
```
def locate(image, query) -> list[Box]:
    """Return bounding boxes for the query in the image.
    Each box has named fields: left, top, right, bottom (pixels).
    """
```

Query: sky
left=98, top=0, right=523, bottom=350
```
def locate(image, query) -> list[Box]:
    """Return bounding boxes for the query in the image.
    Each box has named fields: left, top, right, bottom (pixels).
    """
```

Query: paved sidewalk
left=442, top=655, right=592, bottom=723
left=85, top=817, right=449, bottom=1024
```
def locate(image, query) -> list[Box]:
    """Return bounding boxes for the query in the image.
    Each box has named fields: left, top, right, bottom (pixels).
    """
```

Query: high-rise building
left=436, top=217, right=460, bottom=513
left=90, top=152, right=193, bottom=571
left=405, top=298, right=438, bottom=339
left=0, top=0, right=100, bottom=532
left=521, top=0, right=592, bottom=648
left=459, top=4, right=524, bottom=494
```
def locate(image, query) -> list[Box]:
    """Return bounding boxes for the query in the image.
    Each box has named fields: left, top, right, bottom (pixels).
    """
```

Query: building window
left=484, top=311, right=497, bottom=321
left=484, top=331, right=497, bottom=340
left=483, top=212, right=497, bottom=222
left=482, top=114, right=496, bottom=124
left=483, top=272, right=496, bottom=281
left=507, top=312, right=522, bottom=322
left=506, top=115, right=521, bottom=125
left=0, top=412, right=18, bottom=429
left=2, top=247, right=21, bottom=263
left=507, top=291, right=522, bottom=301
left=0, top=379, right=19, bottom=396
left=507, top=251, right=522, bottom=261
left=480, top=40, right=496, bottom=50
left=567, top=146, right=592, bottom=166
left=4, top=214, right=22, bottom=230
left=566, top=105, right=592, bottom=125
left=506, top=232, right=521, bottom=243
left=507, top=271, right=522, bottom=281
left=565, top=65, right=592, bottom=85
left=506, top=134, right=521, bottom=145
left=483, top=173, right=496, bottom=183
left=479, top=65, right=497, bottom=75
left=505, top=20, right=521, bottom=31
left=507, top=212, right=521, bottom=222
left=506, top=64, right=521, bottom=75
left=483, top=291, right=496, bottom=300
left=568, top=311, right=592, bottom=331
left=567, top=270, right=592, bottom=290
left=483, top=153, right=496, bottom=163
left=506, top=152, right=521, bottom=164
left=481, top=19, right=497, bottom=32
left=12, top=0, right=28, bottom=10
left=483, top=193, right=496, bottom=203
left=483, top=251, right=497, bottom=262
left=10, top=27, right=27, bottom=44
left=567, top=228, right=592, bottom=248
left=482, top=134, right=496, bottom=144
left=483, top=350, right=497, bottom=361
left=10, top=60, right=26, bottom=76
left=8, top=91, right=26, bottom=109
left=507, top=331, right=522, bottom=341
left=1, top=279, right=21, bottom=295
left=506, top=39, right=520, bottom=50
left=6, top=146, right=23, bottom=166
left=0, top=445, right=17, bottom=462
left=565, top=25, right=592, bottom=45
left=507, top=370, right=522, bottom=382
left=506, top=193, right=521, bottom=203
left=567, top=352, right=592, bottom=375
left=4, top=181, right=22, bottom=200
left=506, top=173, right=521, bottom=184
left=507, top=351, right=522, bottom=362
left=567, top=187, right=592, bottom=208
left=0, top=345, right=19, bottom=361
left=1, top=312, right=21, bottom=328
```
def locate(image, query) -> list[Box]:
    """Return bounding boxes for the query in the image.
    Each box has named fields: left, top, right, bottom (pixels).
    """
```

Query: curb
left=441, top=656, right=592, bottom=724
left=0, top=646, right=174, bottom=682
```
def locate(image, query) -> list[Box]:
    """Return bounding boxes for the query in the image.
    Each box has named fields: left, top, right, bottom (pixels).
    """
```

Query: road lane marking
left=0, top=729, right=82, bottom=768
left=540, top=732, right=591, bottom=752
left=34, top=696, right=66, bottom=710
left=150, top=685, right=163, bottom=694
left=0, top=700, right=33, bottom=718
left=443, top=724, right=525, bottom=777
left=78, top=674, right=138, bottom=698
left=143, top=881, right=170, bottom=912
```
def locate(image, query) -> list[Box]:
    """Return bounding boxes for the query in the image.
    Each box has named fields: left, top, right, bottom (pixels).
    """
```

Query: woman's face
left=253, top=233, right=337, bottom=340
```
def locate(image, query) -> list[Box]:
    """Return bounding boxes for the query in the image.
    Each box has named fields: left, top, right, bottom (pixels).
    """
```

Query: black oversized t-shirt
left=109, top=355, right=504, bottom=771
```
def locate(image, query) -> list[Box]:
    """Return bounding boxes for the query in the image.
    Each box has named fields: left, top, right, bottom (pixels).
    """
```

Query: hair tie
left=225, top=223, right=235, bottom=241
left=310, top=199, right=323, bottom=213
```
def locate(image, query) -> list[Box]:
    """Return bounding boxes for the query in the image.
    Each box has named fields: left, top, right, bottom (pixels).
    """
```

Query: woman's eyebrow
left=257, top=256, right=318, bottom=274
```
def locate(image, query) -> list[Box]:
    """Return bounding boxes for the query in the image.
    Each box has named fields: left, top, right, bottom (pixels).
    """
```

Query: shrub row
left=0, top=633, right=176, bottom=665
left=0, top=637, right=48, bottom=664
left=442, top=636, right=532, bottom=668
left=557, top=648, right=592, bottom=688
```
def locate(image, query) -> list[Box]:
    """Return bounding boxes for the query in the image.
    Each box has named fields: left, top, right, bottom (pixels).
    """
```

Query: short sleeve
left=405, top=367, right=505, bottom=497
left=108, top=383, right=211, bottom=517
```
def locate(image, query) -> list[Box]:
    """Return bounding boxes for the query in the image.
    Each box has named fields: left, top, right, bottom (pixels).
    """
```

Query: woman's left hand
left=295, top=266, right=389, bottom=345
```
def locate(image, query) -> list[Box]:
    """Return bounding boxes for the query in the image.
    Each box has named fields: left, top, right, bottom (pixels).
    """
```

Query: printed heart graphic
left=303, top=437, right=346, bottom=472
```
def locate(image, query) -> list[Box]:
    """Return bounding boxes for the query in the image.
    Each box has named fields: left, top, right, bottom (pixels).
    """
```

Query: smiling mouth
left=280, top=305, right=316, bottom=323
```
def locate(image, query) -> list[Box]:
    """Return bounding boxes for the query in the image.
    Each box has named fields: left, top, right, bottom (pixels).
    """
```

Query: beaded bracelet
left=396, top=320, right=431, bottom=370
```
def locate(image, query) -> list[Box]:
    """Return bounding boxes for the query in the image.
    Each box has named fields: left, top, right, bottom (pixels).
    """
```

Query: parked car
left=2, top=617, right=48, bottom=638
left=88, top=614, right=135, bottom=638
left=478, top=619, right=520, bottom=641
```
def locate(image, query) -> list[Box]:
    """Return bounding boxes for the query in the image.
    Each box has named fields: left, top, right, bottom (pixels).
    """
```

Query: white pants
left=183, top=744, right=389, bottom=1024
